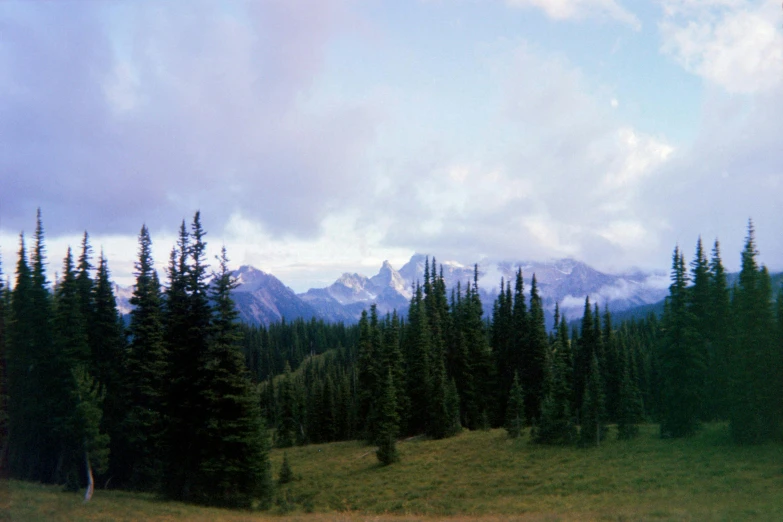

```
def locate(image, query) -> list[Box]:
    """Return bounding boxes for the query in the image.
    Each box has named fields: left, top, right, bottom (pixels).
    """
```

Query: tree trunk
left=84, top=451, right=94, bottom=502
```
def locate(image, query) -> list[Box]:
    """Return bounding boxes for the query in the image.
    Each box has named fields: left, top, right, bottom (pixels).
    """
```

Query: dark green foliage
left=375, top=370, right=400, bottom=465
left=728, top=222, right=777, bottom=444
left=705, top=240, right=731, bottom=421
left=535, top=330, right=577, bottom=445
left=659, top=246, right=704, bottom=438
left=580, top=354, right=606, bottom=447
left=187, top=246, right=273, bottom=508
left=124, top=225, right=168, bottom=490
left=405, top=285, right=431, bottom=434
left=505, top=372, right=525, bottom=439
left=90, top=254, right=128, bottom=482
left=275, top=364, right=299, bottom=448
left=524, top=275, right=551, bottom=425
left=53, top=248, right=92, bottom=487
left=278, top=453, right=294, bottom=485
left=574, top=297, right=596, bottom=423
left=617, top=339, right=644, bottom=440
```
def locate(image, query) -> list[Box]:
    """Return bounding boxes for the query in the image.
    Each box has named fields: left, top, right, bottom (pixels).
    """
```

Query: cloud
left=660, top=0, right=783, bottom=93
left=370, top=44, right=674, bottom=272
left=506, top=0, right=641, bottom=30
left=0, top=1, right=380, bottom=237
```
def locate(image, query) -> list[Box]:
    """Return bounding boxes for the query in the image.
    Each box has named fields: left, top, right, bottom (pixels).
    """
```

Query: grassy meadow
left=6, top=423, right=783, bottom=521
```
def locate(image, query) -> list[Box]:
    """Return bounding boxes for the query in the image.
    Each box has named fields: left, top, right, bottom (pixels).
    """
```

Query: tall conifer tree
left=659, top=246, right=703, bottom=438
left=124, top=225, right=167, bottom=490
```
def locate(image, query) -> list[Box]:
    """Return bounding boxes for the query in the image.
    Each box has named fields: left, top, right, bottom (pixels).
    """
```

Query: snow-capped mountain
left=112, top=255, right=672, bottom=327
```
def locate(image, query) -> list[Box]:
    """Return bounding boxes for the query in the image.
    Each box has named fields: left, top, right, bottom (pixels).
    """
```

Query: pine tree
left=505, top=372, right=525, bottom=439
left=580, top=353, right=606, bottom=447
left=375, top=369, right=400, bottom=465
left=124, top=225, right=168, bottom=490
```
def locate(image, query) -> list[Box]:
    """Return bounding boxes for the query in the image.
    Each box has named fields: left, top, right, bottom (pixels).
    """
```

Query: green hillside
left=8, top=423, right=783, bottom=521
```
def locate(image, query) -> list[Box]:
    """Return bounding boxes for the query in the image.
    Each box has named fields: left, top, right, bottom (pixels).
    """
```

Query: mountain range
left=115, top=254, right=672, bottom=327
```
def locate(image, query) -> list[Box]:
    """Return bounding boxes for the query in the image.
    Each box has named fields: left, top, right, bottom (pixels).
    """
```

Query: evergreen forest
left=2, top=211, right=782, bottom=511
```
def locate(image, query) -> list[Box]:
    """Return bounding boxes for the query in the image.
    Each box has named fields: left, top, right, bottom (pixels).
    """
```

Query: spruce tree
left=524, top=275, right=551, bottom=425
left=616, top=339, right=644, bottom=440
left=276, top=363, right=298, bottom=448
left=6, top=234, right=39, bottom=480
left=191, top=246, right=273, bottom=508
left=124, top=225, right=168, bottom=490
left=535, top=327, right=577, bottom=445
left=53, top=247, right=92, bottom=488
left=580, top=353, right=606, bottom=447
left=91, top=253, right=127, bottom=484
left=68, top=366, right=109, bottom=501
left=574, top=297, right=595, bottom=423
left=375, top=369, right=400, bottom=465
left=707, top=240, right=731, bottom=420
left=728, top=221, right=776, bottom=444
left=659, top=246, right=703, bottom=438
left=405, top=285, right=430, bottom=434
left=505, top=372, right=525, bottom=439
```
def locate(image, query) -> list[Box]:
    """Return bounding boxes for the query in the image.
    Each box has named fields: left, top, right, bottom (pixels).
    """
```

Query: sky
left=1, top=0, right=782, bottom=292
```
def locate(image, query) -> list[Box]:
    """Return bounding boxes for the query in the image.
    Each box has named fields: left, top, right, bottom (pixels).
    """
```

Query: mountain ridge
left=115, top=254, right=677, bottom=326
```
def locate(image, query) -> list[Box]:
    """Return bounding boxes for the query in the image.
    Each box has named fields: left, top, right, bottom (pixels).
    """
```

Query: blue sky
left=1, top=0, right=781, bottom=291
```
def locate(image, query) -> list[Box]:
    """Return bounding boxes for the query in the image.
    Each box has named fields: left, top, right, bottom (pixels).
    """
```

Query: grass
left=7, top=423, right=783, bottom=521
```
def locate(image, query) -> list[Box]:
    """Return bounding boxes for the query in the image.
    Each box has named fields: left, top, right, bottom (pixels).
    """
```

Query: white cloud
left=660, top=0, right=783, bottom=93
left=506, top=0, right=641, bottom=30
